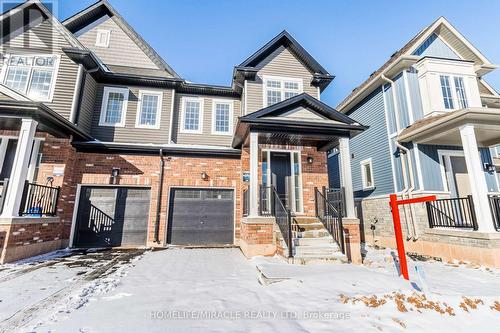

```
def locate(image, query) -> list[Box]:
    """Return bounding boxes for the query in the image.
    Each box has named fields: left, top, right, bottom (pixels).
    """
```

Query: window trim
left=262, top=75, right=303, bottom=107
left=95, top=29, right=111, bottom=48
left=211, top=99, right=234, bottom=135
left=135, top=90, right=163, bottom=129
left=0, top=53, right=61, bottom=103
left=360, top=158, right=375, bottom=190
left=99, top=86, right=129, bottom=127
left=439, top=74, right=469, bottom=111
left=180, top=96, right=204, bottom=134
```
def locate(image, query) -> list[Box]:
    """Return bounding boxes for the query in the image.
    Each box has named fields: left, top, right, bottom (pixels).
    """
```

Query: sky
left=50, top=0, right=500, bottom=107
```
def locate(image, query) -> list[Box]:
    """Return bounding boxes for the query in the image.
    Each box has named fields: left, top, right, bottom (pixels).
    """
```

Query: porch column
left=339, top=137, right=356, bottom=219
left=459, top=124, right=495, bottom=232
left=1, top=119, right=37, bottom=218
left=249, top=131, right=259, bottom=217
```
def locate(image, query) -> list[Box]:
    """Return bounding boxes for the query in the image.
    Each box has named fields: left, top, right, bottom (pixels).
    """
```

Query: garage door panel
left=74, top=187, right=150, bottom=248
left=168, top=188, right=234, bottom=246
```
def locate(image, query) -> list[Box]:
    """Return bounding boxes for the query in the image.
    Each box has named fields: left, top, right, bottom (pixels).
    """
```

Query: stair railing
left=315, top=187, right=345, bottom=254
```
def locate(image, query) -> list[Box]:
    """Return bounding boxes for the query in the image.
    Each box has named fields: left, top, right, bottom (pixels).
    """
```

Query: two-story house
left=332, top=17, right=500, bottom=267
left=0, top=0, right=365, bottom=264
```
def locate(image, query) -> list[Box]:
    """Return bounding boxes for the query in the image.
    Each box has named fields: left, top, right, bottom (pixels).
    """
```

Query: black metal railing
left=325, top=187, right=346, bottom=217
left=260, top=185, right=293, bottom=257
left=19, top=181, right=60, bottom=217
left=426, top=195, right=478, bottom=230
left=489, top=194, right=500, bottom=231
left=315, top=187, right=345, bottom=253
left=242, top=188, right=249, bottom=217
left=0, top=178, right=9, bottom=215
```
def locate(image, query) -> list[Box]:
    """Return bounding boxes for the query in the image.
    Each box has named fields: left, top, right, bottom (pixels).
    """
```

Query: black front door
left=270, top=152, right=291, bottom=207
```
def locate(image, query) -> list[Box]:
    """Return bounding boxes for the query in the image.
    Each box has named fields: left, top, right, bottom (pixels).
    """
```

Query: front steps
left=276, top=217, right=347, bottom=264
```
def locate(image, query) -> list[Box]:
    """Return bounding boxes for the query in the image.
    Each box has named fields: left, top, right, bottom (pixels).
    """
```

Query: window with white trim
left=454, top=76, right=468, bottom=109
left=181, top=97, right=203, bottom=133
left=136, top=91, right=162, bottom=128
left=1, top=54, right=59, bottom=101
left=99, top=87, right=129, bottom=127
left=440, top=75, right=454, bottom=109
left=95, top=29, right=110, bottom=47
left=264, top=76, right=302, bottom=107
left=440, top=75, right=469, bottom=110
left=360, top=158, right=375, bottom=189
left=212, top=100, right=233, bottom=134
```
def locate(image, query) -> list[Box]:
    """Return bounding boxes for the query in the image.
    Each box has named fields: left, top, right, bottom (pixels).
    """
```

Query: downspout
left=154, top=148, right=165, bottom=244
left=69, top=64, right=84, bottom=124
left=381, top=73, right=414, bottom=239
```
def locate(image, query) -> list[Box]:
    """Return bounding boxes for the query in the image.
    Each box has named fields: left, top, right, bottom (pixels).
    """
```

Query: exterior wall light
left=111, top=167, right=120, bottom=185
left=484, top=163, right=495, bottom=173
left=307, top=156, right=314, bottom=164
left=201, top=171, right=209, bottom=180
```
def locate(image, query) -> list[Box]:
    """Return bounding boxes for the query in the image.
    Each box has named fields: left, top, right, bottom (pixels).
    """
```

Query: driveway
left=1, top=247, right=499, bottom=332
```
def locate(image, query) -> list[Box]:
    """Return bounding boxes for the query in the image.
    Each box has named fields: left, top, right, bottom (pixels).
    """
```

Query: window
left=181, top=97, right=203, bottom=133
left=360, top=158, right=374, bottom=189
left=99, top=87, right=129, bottom=127
left=440, top=75, right=454, bottom=109
left=95, top=29, right=110, bottom=47
left=212, top=100, right=233, bottom=135
left=263, top=76, right=302, bottom=106
left=454, top=76, right=468, bottom=109
left=1, top=54, right=59, bottom=101
left=136, top=91, right=162, bottom=128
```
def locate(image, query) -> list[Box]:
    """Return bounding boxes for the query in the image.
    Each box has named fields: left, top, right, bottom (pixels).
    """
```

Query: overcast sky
left=52, top=0, right=500, bottom=107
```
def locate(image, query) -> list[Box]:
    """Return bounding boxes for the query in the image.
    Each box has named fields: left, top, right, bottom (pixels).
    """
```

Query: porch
left=398, top=107, right=500, bottom=233
left=232, top=94, right=366, bottom=261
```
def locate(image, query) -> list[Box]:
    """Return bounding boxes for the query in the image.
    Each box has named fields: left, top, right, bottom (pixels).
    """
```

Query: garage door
left=73, top=186, right=151, bottom=248
left=167, top=188, right=234, bottom=245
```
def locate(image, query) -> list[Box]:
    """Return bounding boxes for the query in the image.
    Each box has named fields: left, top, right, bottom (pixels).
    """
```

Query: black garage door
left=167, top=188, right=234, bottom=245
left=73, top=186, right=151, bottom=248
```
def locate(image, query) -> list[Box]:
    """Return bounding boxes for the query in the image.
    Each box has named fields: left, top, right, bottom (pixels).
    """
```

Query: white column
left=249, top=132, right=259, bottom=217
left=339, top=137, right=356, bottom=218
left=1, top=119, right=38, bottom=217
left=459, top=125, right=495, bottom=232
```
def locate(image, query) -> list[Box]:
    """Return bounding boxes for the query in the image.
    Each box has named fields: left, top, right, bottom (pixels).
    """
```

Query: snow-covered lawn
left=1, top=247, right=499, bottom=332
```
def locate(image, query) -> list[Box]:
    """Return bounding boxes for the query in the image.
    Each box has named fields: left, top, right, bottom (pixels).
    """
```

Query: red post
left=389, top=194, right=409, bottom=280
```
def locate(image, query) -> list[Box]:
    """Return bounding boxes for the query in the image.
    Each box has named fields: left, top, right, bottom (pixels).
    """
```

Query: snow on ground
left=5, top=246, right=496, bottom=333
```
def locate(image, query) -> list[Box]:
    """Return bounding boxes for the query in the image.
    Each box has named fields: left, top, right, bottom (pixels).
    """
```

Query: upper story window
left=181, top=97, right=203, bottom=134
left=439, top=75, right=469, bottom=110
left=95, top=29, right=111, bottom=48
left=212, top=100, right=233, bottom=135
left=99, top=87, right=129, bottom=127
left=263, top=76, right=302, bottom=107
left=136, top=90, right=162, bottom=129
left=360, top=158, right=375, bottom=190
left=0, top=54, right=59, bottom=102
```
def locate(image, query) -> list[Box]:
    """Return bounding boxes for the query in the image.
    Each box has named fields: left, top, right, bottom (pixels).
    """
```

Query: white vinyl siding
left=0, top=54, right=60, bottom=102
left=99, top=87, right=129, bottom=127
left=263, top=76, right=302, bottom=107
left=180, top=97, right=203, bottom=134
left=212, top=100, right=233, bottom=135
left=136, top=90, right=162, bottom=129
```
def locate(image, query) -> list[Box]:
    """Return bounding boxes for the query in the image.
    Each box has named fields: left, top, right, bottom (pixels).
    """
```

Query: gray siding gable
left=348, top=87, right=394, bottom=198
left=413, top=33, right=461, bottom=60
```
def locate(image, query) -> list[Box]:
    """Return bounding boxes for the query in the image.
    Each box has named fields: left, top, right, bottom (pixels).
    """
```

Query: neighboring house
left=332, top=17, right=500, bottom=267
left=0, top=1, right=365, bottom=264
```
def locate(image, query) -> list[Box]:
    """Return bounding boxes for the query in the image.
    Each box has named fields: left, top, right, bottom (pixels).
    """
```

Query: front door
left=443, top=154, right=471, bottom=198
left=270, top=152, right=291, bottom=208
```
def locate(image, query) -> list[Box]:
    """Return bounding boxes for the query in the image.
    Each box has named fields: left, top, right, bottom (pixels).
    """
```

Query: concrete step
left=294, top=245, right=339, bottom=256
left=293, top=217, right=321, bottom=224
left=294, top=222, right=327, bottom=231
left=291, top=253, right=348, bottom=265
left=293, top=237, right=333, bottom=246
left=295, top=230, right=331, bottom=238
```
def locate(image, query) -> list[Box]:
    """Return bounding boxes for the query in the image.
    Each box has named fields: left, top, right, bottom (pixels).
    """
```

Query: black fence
left=260, top=185, right=293, bottom=257
left=325, top=187, right=346, bottom=217
left=426, top=195, right=478, bottom=230
left=315, top=187, right=345, bottom=253
left=19, top=181, right=60, bottom=217
left=489, top=194, right=500, bottom=231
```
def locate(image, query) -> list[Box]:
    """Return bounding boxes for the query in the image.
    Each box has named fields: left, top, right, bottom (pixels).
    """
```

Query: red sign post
left=389, top=194, right=436, bottom=280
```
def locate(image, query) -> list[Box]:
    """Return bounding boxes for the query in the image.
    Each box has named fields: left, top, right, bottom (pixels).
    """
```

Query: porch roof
left=232, top=93, right=367, bottom=150
left=398, top=107, right=500, bottom=147
left=0, top=100, right=92, bottom=141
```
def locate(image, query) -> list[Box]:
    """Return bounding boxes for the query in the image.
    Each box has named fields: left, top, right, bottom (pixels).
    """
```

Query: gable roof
left=337, top=17, right=498, bottom=113
left=0, top=0, right=84, bottom=48
left=233, top=30, right=335, bottom=93
left=62, top=0, right=179, bottom=78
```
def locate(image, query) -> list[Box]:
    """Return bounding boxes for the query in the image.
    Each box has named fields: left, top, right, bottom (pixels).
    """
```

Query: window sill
left=362, top=186, right=376, bottom=191
left=98, top=123, right=126, bottom=128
